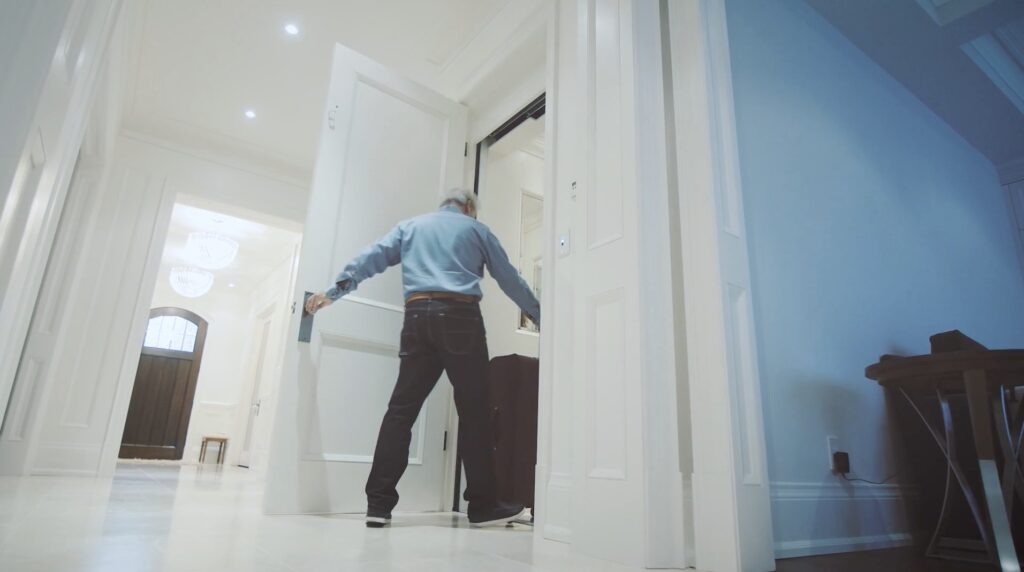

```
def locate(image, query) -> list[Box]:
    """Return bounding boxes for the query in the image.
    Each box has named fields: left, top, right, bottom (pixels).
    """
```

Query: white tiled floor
left=0, top=463, right=642, bottom=571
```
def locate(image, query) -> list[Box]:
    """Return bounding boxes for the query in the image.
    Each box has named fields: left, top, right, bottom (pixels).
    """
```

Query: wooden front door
left=119, top=308, right=207, bottom=460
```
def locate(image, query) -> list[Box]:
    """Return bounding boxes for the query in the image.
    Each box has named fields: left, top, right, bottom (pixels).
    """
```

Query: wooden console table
left=866, top=334, right=1024, bottom=572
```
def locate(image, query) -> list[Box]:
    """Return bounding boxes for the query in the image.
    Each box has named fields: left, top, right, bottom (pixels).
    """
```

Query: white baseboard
left=543, top=524, right=572, bottom=544
left=775, top=533, right=913, bottom=559
left=543, top=472, right=572, bottom=544
left=771, top=480, right=915, bottom=559
left=31, top=442, right=102, bottom=476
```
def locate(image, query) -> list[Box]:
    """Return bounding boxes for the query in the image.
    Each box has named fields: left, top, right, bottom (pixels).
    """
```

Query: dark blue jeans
left=365, top=299, right=496, bottom=517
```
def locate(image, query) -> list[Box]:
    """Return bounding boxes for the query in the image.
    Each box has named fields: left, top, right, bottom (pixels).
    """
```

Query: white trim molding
left=633, top=0, right=688, bottom=568
left=770, top=481, right=916, bottom=559
left=776, top=534, right=914, bottom=559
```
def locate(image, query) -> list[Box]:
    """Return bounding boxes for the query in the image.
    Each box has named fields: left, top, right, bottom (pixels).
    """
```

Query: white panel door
left=264, top=45, right=466, bottom=514
left=569, top=0, right=647, bottom=565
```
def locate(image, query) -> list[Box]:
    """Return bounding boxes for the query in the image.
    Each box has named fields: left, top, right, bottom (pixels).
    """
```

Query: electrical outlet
left=833, top=451, right=850, bottom=474
left=826, top=436, right=840, bottom=471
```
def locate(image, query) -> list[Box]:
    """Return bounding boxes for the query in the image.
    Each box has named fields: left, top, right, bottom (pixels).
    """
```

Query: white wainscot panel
left=586, top=288, right=627, bottom=480
left=587, top=0, right=625, bottom=249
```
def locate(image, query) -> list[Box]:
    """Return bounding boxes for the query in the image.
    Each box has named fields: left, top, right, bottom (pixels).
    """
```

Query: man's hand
left=305, top=292, right=333, bottom=315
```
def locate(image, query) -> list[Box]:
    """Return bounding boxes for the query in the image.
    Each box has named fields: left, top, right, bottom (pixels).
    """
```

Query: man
left=305, top=188, right=540, bottom=529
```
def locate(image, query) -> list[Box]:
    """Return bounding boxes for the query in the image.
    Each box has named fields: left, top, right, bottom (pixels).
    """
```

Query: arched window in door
left=120, top=308, right=208, bottom=461
left=144, top=314, right=200, bottom=352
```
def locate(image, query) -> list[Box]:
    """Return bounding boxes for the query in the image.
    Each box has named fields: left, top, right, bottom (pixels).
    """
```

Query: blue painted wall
left=725, top=0, right=1024, bottom=554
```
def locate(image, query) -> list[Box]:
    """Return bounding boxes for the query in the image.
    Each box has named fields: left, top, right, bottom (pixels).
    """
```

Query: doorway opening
left=117, top=200, right=300, bottom=472
left=452, top=95, right=546, bottom=514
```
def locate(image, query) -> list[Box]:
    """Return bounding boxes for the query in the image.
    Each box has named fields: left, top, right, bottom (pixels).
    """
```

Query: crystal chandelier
left=186, top=232, right=239, bottom=270
left=169, top=266, right=214, bottom=298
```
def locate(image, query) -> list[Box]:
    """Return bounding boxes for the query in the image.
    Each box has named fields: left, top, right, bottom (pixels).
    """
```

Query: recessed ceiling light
left=228, top=283, right=236, bottom=288
left=284, top=23, right=299, bottom=36
left=244, top=109, right=256, bottom=119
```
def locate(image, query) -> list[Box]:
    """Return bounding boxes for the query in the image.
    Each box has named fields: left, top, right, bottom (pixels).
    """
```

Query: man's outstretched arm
left=482, top=229, right=540, bottom=326
left=306, top=225, right=403, bottom=314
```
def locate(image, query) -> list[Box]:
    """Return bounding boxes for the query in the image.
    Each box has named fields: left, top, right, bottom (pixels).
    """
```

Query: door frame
left=119, top=306, right=208, bottom=460
left=237, top=302, right=276, bottom=468
left=449, top=93, right=548, bottom=512
left=99, top=191, right=299, bottom=477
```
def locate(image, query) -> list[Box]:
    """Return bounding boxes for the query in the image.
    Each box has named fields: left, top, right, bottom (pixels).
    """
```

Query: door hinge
left=443, top=430, right=448, bottom=451
left=291, top=301, right=297, bottom=314
left=464, top=142, right=468, bottom=157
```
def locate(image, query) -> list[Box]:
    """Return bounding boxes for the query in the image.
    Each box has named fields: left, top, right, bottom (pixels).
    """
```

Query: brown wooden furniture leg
left=901, top=388, right=993, bottom=561
left=964, top=370, right=1021, bottom=572
left=199, top=438, right=208, bottom=463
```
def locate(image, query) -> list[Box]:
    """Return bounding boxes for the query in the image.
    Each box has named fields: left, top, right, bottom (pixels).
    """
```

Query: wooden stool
left=199, top=436, right=228, bottom=464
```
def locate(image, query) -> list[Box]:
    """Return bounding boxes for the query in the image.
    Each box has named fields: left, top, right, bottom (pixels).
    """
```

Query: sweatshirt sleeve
left=325, top=224, right=403, bottom=300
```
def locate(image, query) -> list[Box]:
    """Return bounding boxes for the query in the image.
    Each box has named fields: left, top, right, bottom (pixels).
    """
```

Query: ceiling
left=805, top=0, right=1024, bottom=172
left=159, top=204, right=300, bottom=298
left=119, top=0, right=547, bottom=183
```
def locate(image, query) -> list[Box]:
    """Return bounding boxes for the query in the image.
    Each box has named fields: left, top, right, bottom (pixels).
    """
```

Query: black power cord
left=841, top=473, right=898, bottom=486
left=833, top=451, right=898, bottom=485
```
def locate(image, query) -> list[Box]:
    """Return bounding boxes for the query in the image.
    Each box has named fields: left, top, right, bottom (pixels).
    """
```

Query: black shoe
left=365, top=511, right=392, bottom=528
left=468, top=504, right=527, bottom=528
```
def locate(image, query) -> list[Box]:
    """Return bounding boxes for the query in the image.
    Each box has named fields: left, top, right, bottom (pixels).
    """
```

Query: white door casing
left=667, top=0, right=776, bottom=570
left=239, top=313, right=273, bottom=468
left=632, top=0, right=689, bottom=568
left=241, top=245, right=302, bottom=474
left=264, top=44, right=467, bottom=514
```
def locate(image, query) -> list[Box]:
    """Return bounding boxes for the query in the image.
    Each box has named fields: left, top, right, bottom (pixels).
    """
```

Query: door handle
left=298, top=291, right=314, bottom=343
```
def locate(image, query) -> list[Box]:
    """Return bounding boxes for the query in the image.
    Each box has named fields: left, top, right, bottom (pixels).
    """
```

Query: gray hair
left=439, top=187, right=479, bottom=210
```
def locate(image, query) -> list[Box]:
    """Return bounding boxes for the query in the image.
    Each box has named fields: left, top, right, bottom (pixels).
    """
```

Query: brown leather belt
left=405, top=291, right=481, bottom=305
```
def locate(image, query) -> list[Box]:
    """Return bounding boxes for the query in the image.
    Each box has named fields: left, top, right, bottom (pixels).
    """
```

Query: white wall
left=478, top=148, right=544, bottom=359
left=0, top=0, right=72, bottom=199
left=1, top=129, right=307, bottom=477
left=12, top=144, right=173, bottom=477
left=117, top=135, right=307, bottom=228
left=725, top=0, right=1024, bottom=558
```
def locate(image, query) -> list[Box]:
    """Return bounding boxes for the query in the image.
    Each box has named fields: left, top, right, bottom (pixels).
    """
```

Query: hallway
left=0, top=464, right=639, bottom=571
